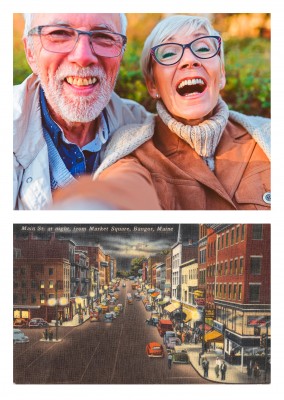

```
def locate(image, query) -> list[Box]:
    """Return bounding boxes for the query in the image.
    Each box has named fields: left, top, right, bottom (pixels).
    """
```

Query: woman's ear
left=219, top=64, right=226, bottom=90
left=145, top=76, right=159, bottom=99
left=23, top=38, right=39, bottom=74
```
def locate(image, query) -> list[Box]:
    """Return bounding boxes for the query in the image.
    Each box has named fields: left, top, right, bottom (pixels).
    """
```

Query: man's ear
left=23, top=37, right=38, bottom=74
left=145, top=76, right=158, bottom=99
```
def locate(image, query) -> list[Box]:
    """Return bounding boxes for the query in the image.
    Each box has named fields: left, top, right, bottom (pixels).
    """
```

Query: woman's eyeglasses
left=151, top=35, right=221, bottom=66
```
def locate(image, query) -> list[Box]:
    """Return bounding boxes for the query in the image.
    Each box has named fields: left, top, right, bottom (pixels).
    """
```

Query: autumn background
left=13, top=13, right=270, bottom=117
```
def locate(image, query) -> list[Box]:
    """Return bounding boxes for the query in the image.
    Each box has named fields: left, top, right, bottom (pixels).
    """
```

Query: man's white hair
left=141, top=14, right=224, bottom=84
left=23, top=13, right=127, bottom=37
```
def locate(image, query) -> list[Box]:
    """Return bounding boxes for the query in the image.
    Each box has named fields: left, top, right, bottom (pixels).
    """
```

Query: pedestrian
left=253, top=362, right=261, bottom=379
left=48, top=328, right=53, bottom=341
left=220, top=360, right=227, bottom=381
left=202, top=357, right=209, bottom=378
left=44, top=328, right=48, bottom=341
left=247, top=359, right=253, bottom=377
left=181, top=331, right=186, bottom=344
left=167, top=352, right=173, bottom=369
left=215, top=357, right=221, bottom=378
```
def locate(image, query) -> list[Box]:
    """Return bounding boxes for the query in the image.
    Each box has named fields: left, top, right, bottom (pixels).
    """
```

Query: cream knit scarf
left=156, top=97, right=229, bottom=171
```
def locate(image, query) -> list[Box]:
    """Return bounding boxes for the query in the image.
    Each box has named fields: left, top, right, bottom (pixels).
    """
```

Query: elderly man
left=14, top=13, right=159, bottom=210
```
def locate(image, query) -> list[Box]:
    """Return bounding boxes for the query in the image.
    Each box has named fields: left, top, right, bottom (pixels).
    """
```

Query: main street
left=14, top=280, right=208, bottom=384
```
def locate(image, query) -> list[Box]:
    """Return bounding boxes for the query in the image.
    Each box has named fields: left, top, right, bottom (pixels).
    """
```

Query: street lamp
left=75, top=296, right=83, bottom=324
left=47, top=285, right=68, bottom=341
left=89, top=291, right=95, bottom=310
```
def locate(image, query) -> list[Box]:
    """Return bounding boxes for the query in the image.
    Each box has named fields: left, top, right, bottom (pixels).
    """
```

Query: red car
left=146, top=342, right=164, bottom=358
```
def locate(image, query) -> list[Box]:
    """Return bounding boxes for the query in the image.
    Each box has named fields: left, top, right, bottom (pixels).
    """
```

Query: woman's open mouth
left=176, top=78, right=207, bottom=96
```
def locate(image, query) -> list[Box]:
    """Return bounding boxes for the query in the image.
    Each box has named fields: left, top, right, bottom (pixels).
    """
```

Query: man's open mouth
left=176, top=78, right=206, bottom=96
left=65, top=76, right=98, bottom=86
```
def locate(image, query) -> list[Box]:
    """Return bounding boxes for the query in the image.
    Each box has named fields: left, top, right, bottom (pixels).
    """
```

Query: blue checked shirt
left=40, top=87, right=110, bottom=179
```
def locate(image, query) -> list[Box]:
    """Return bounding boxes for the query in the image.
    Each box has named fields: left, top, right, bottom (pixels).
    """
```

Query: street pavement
left=50, top=311, right=269, bottom=384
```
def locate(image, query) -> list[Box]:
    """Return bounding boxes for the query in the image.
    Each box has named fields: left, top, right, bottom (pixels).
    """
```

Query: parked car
left=157, top=320, right=174, bottom=337
left=172, top=349, right=190, bottom=364
left=145, top=316, right=159, bottom=326
left=145, top=304, right=152, bottom=311
left=13, top=329, right=29, bottom=344
left=104, top=313, right=114, bottom=322
left=13, top=318, right=28, bottom=328
left=28, top=318, right=49, bottom=328
left=163, top=330, right=178, bottom=345
left=146, top=342, right=164, bottom=358
left=166, top=337, right=181, bottom=350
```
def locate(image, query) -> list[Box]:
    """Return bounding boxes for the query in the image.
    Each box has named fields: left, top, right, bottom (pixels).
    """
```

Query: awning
left=204, top=330, right=224, bottom=343
left=158, top=299, right=170, bottom=306
left=164, top=303, right=180, bottom=313
left=151, top=291, right=160, bottom=298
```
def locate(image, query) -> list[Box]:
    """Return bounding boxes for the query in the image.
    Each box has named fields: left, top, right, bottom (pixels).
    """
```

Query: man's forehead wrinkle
left=36, top=19, right=116, bottom=32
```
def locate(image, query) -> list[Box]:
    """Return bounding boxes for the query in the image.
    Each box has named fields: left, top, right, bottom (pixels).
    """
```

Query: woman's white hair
left=141, top=14, right=224, bottom=83
left=23, top=13, right=128, bottom=37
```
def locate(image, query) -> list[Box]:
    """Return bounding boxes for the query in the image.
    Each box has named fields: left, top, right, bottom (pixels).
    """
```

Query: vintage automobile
left=157, top=319, right=174, bottom=337
left=145, top=304, right=152, bottom=311
left=172, top=347, right=190, bottom=364
left=13, top=318, right=28, bottom=328
left=103, top=313, right=114, bottom=322
left=13, top=329, right=29, bottom=343
left=146, top=342, right=164, bottom=358
left=145, top=316, right=159, bottom=327
left=166, top=337, right=182, bottom=350
left=28, top=318, right=49, bottom=328
left=163, top=330, right=178, bottom=344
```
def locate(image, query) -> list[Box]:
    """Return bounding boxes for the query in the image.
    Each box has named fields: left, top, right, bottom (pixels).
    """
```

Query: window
left=40, top=280, right=45, bottom=289
left=233, top=284, right=237, bottom=299
left=31, top=280, right=37, bottom=289
left=249, top=284, right=260, bottom=302
left=49, top=268, right=54, bottom=276
left=252, top=224, right=263, bottom=240
left=228, top=284, right=232, bottom=299
left=31, top=294, right=36, bottom=304
left=40, top=294, right=45, bottom=304
left=234, top=259, right=238, bottom=275
left=238, top=284, right=242, bottom=300
left=226, top=231, right=229, bottom=247
left=231, top=229, right=235, bottom=245
left=241, top=225, right=245, bottom=241
left=221, top=234, right=224, bottom=249
left=49, top=280, right=54, bottom=289
left=224, top=284, right=227, bottom=298
left=21, top=281, right=26, bottom=288
left=225, top=261, right=228, bottom=275
left=236, top=226, right=240, bottom=243
left=250, top=257, right=262, bottom=274
left=230, top=260, right=233, bottom=275
left=239, top=258, right=244, bottom=275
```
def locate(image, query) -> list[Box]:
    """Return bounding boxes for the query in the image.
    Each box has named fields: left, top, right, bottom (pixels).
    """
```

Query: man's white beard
left=38, top=65, right=117, bottom=123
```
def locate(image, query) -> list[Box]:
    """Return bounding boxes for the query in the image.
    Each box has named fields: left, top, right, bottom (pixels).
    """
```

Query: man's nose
left=179, top=47, right=201, bottom=69
left=67, top=33, right=97, bottom=67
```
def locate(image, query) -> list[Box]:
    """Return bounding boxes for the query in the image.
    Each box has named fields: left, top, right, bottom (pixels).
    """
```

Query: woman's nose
left=67, top=34, right=98, bottom=67
left=179, top=47, right=202, bottom=69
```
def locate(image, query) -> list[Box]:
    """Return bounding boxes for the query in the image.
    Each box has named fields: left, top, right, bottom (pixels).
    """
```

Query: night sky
left=14, top=224, right=199, bottom=270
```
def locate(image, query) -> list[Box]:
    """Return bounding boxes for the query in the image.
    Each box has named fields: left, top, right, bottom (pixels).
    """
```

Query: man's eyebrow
left=45, top=22, right=116, bottom=32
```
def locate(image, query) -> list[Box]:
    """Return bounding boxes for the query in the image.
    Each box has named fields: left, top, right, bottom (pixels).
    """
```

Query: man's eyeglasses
left=151, top=36, right=222, bottom=66
left=28, top=25, right=127, bottom=58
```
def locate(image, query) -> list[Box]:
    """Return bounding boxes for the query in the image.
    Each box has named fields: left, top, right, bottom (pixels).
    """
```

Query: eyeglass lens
left=40, top=26, right=124, bottom=57
left=154, top=37, right=220, bottom=65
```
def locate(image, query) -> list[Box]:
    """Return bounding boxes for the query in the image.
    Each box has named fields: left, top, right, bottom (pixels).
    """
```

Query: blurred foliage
left=13, top=14, right=270, bottom=118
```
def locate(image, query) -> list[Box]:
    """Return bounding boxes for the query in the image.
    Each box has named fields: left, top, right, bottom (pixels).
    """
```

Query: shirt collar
left=40, top=86, right=109, bottom=151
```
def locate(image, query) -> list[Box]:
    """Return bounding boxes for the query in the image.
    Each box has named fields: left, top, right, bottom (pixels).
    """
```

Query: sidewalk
left=186, top=343, right=270, bottom=384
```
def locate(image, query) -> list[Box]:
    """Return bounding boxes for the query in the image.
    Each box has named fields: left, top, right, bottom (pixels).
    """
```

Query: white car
left=13, top=329, right=29, bottom=344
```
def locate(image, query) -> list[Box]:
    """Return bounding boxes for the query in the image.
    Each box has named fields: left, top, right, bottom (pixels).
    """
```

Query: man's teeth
left=66, top=76, right=97, bottom=86
left=178, top=78, right=205, bottom=89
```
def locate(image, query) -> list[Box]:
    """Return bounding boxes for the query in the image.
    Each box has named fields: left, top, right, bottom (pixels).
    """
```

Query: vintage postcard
left=13, top=223, right=270, bottom=384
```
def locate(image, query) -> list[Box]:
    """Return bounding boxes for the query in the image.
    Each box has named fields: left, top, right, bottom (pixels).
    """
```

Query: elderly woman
left=54, top=15, right=270, bottom=210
